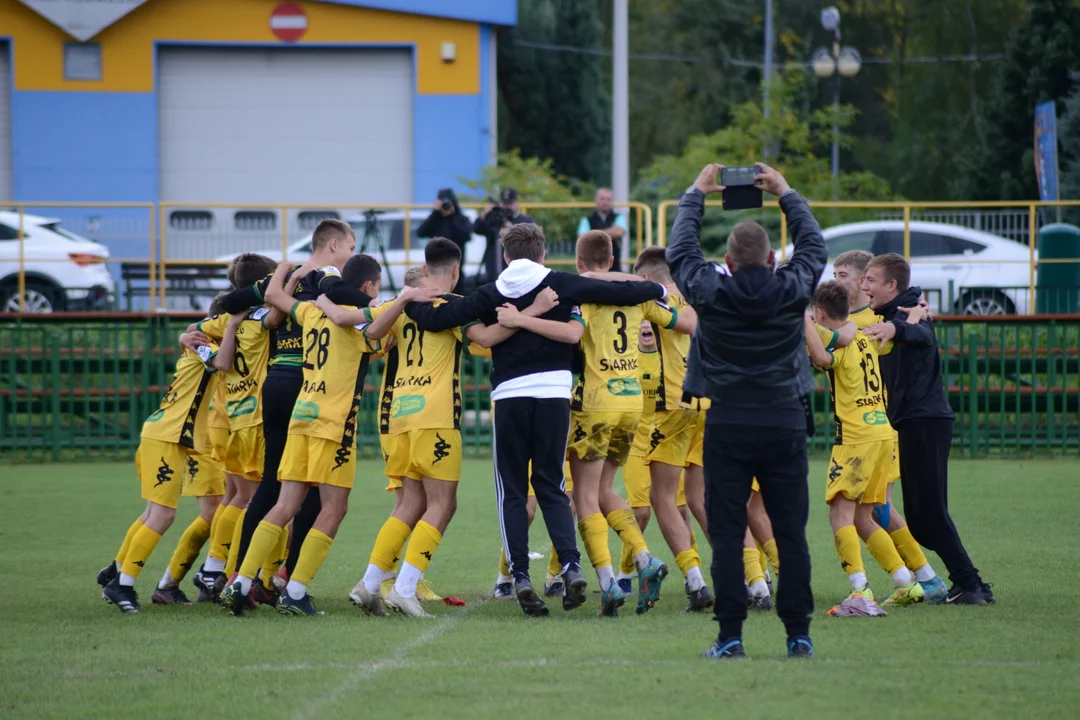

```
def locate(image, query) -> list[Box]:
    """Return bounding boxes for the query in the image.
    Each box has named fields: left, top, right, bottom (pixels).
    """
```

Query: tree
left=1058, top=72, right=1080, bottom=224
left=497, top=0, right=610, bottom=186
left=958, top=0, right=1080, bottom=200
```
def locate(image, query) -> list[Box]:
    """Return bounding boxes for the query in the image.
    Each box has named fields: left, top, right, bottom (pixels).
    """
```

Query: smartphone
left=720, top=165, right=763, bottom=211
left=720, top=165, right=761, bottom=187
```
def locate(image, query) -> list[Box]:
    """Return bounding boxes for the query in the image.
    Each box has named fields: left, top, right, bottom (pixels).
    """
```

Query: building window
left=169, top=211, right=214, bottom=231
left=234, top=211, right=277, bottom=231
left=64, top=43, right=103, bottom=82
left=297, top=211, right=340, bottom=231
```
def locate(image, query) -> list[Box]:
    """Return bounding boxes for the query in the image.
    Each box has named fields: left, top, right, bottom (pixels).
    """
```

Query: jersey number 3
left=612, top=311, right=628, bottom=354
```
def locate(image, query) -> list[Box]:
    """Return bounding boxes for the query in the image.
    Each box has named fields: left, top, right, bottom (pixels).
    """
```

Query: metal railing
left=1, top=313, right=1075, bottom=462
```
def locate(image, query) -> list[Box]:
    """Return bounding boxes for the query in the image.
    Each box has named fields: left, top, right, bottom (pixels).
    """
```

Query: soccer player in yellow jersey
left=804, top=281, right=925, bottom=614
left=221, top=255, right=393, bottom=616
left=829, top=250, right=946, bottom=602
left=98, top=316, right=240, bottom=612
left=567, top=231, right=691, bottom=616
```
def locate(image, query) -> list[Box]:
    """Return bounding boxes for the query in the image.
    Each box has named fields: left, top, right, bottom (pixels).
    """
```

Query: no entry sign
left=270, top=3, right=308, bottom=43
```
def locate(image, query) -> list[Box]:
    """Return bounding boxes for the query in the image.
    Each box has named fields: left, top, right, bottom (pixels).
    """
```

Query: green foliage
left=1059, top=72, right=1080, bottom=224
left=633, top=77, right=895, bottom=254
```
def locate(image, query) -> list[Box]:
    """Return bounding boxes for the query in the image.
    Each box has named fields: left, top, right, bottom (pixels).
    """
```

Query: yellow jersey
left=629, top=348, right=661, bottom=457
left=814, top=323, right=891, bottom=446
left=651, top=293, right=709, bottom=412
left=366, top=297, right=466, bottom=434
left=198, top=308, right=273, bottom=429
left=207, top=374, right=229, bottom=430
left=287, top=300, right=379, bottom=445
left=849, top=304, right=879, bottom=330
left=142, top=344, right=220, bottom=452
left=571, top=300, right=676, bottom=413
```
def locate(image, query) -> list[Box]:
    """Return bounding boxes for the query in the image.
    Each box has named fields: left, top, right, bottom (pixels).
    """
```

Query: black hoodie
left=875, top=286, right=954, bottom=425
left=666, top=188, right=827, bottom=415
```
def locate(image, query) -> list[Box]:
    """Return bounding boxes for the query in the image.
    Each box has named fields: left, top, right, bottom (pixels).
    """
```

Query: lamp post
left=811, top=7, right=861, bottom=179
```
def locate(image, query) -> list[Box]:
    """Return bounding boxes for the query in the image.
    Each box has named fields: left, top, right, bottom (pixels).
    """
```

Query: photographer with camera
left=418, top=188, right=473, bottom=293
left=474, top=188, right=535, bottom=284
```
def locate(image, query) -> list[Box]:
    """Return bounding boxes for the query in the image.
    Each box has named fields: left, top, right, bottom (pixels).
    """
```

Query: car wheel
left=957, top=290, right=1014, bottom=316
left=2, top=280, right=61, bottom=313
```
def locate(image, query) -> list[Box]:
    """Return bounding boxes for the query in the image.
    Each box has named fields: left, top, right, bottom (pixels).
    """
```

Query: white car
left=199, top=209, right=486, bottom=307
left=0, top=212, right=115, bottom=312
left=781, top=221, right=1036, bottom=315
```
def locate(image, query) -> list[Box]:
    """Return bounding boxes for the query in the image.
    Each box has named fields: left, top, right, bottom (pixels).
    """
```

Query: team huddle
left=96, top=215, right=972, bottom=624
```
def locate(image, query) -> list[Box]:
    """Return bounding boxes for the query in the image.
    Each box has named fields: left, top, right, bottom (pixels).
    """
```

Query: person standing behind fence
left=417, top=189, right=473, bottom=294
left=666, top=163, right=827, bottom=660
left=577, top=188, right=629, bottom=272
left=473, top=188, right=534, bottom=285
left=861, top=254, right=994, bottom=606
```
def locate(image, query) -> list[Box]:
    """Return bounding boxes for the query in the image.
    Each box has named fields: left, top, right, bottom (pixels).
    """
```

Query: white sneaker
left=386, top=586, right=433, bottom=618
left=348, top=581, right=387, bottom=617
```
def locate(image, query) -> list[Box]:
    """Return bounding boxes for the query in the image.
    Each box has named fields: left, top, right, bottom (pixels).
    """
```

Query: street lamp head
left=811, top=47, right=835, bottom=78
left=820, top=7, right=841, bottom=33
left=837, top=47, right=862, bottom=77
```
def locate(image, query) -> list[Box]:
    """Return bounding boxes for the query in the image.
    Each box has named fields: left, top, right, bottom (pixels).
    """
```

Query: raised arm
left=557, top=273, right=664, bottom=307
left=264, top=262, right=298, bottom=315
left=264, top=264, right=312, bottom=328
left=804, top=315, right=834, bottom=370
left=763, top=162, right=827, bottom=296
left=211, top=313, right=245, bottom=372
left=219, top=274, right=272, bottom=315
left=666, top=164, right=725, bottom=305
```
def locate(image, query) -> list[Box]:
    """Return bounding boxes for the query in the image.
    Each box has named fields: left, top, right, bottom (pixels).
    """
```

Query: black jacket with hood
left=417, top=190, right=473, bottom=252
left=405, top=259, right=664, bottom=400
left=875, top=286, right=954, bottom=425
left=666, top=188, right=828, bottom=410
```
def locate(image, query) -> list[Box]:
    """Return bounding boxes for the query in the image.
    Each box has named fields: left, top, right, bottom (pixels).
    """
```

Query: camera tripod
left=359, top=209, right=397, bottom=296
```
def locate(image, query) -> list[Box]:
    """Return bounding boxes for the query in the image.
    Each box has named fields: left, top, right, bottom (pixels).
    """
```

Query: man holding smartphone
left=666, top=163, right=827, bottom=660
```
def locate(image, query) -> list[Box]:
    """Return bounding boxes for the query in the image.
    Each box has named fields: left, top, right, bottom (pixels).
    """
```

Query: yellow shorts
left=181, top=452, right=226, bottom=498
left=889, top=438, right=900, bottom=485
left=644, top=409, right=704, bottom=469
left=567, top=411, right=640, bottom=467
left=136, top=438, right=191, bottom=509
left=279, top=433, right=356, bottom=490
left=380, top=433, right=403, bottom=491
left=525, top=461, right=572, bottom=495
left=384, top=429, right=462, bottom=483
left=208, top=425, right=230, bottom=464
left=825, top=439, right=898, bottom=506
left=623, top=454, right=687, bottom=508
left=223, top=425, right=264, bottom=481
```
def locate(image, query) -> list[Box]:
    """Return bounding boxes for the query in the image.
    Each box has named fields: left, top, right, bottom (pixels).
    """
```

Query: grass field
left=1, top=458, right=1077, bottom=719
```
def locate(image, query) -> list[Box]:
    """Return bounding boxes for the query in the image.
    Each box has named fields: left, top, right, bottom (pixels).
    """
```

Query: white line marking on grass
left=289, top=603, right=480, bottom=720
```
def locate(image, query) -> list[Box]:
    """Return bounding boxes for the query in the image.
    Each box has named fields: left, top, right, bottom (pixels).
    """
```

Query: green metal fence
left=1, top=313, right=1077, bottom=462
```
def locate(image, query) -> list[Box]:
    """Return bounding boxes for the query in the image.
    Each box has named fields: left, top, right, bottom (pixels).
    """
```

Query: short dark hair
left=867, top=253, right=911, bottom=293
left=833, top=250, right=873, bottom=276
left=208, top=291, right=229, bottom=317
left=342, top=254, right=381, bottom=288
left=634, top=246, right=671, bottom=282
left=502, top=223, right=545, bottom=263
left=425, top=237, right=462, bottom=274
left=726, top=221, right=771, bottom=268
left=312, top=219, right=355, bottom=251
left=228, top=253, right=276, bottom=289
left=576, top=230, right=612, bottom=270
left=813, top=280, right=851, bottom=321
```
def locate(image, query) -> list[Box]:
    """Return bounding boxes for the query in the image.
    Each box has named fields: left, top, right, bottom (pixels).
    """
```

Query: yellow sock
left=224, top=508, right=246, bottom=577
left=166, top=516, right=211, bottom=583
left=547, top=543, right=561, bottom=578
left=866, top=528, right=906, bottom=575
left=498, top=548, right=511, bottom=577
left=208, top=504, right=224, bottom=542
left=209, top=505, right=241, bottom=561
left=291, top=529, right=334, bottom=586
left=743, top=547, right=765, bottom=586
left=619, top=539, right=635, bottom=576
left=674, top=549, right=701, bottom=578
left=239, top=520, right=282, bottom=580
left=762, top=538, right=780, bottom=576
left=260, top=524, right=290, bottom=587
left=577, top=513, right=612, bottom=571
left=606, top=509, right=648, bottom=562
left=115, top=519, right=144, bottom=565
left=369, top=516, right=412, bottom=572
left=404, top=521, right=443, bottom=574
left=689, top=527, right=699, bottom=555
left=120, top=525, right=163, bottom=580
left=890, top=526, right=930, bottom=574
left=834, top=525, right=864, bottom=577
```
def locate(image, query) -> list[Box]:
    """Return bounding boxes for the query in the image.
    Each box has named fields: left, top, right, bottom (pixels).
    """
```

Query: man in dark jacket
left=406, top=223, right=666, bottom=618
left=862, top=253, right=993, bottom=606
left=666, top=163, right=827, bottom=660
left=417, top=188, right=473, bottom=293
left=474, top=188, right=535, bottom=285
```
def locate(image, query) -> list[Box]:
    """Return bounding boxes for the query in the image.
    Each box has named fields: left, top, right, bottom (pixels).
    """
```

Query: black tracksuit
left=417, top=209, right=473, bottom=294
left=406, top=260, right=665, bottom=581
left=667, top=188, right=827, bottom=642
left=219, top=270, right=372, bottom=572
left=876, top=287, right=983, bottom=591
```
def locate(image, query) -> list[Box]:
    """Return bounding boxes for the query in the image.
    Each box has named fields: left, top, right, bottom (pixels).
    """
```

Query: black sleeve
left=516, top=214, right=536, bottom=224
left=449, top=214, right=473, bottom=245
left=219, top=272, right=273, bottom=314
left=776, top=191, right=828, bottom=298
left=472, top=214, right=487, bottom=235
left=405, top=289, right=492, bottom=332
left=554, top=273, right=664, bottom=307
left=319, top=274, right=373, bottom=308
left=665, top=189, right=715, bottom=307
left=416, top=211, right=441, bottom=239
